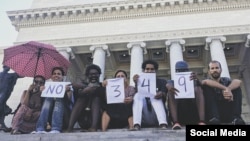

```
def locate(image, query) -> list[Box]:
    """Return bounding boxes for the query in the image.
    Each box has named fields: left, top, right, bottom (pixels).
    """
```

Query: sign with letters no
left=174, top=72, right=195, bottom=99
left=106, top=78, right=125, bottom=104
left=137, top=73, right=156, bottom=97
left=41, top=82, right=71, bottom=98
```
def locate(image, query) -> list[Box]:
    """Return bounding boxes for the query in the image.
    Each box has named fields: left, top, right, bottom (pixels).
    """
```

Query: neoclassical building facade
left=2, top=0, right=250, bottom=122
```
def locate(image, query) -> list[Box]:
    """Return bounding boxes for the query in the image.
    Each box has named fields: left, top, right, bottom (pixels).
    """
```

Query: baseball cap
left=175, top=61, right=188, bottom=70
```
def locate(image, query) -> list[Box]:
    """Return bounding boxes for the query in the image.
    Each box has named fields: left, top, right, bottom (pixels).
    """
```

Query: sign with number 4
left=137, top=73, right=156, bottom=97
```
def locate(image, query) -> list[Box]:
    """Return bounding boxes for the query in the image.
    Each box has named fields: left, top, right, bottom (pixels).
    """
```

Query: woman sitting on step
left=101, top=70, right=136, bottom=131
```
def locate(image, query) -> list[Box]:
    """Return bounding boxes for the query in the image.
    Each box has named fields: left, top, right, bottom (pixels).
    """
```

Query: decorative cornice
left=7, top=0, right=250, bottom=31
left=15, top=24, right=248, bottom=50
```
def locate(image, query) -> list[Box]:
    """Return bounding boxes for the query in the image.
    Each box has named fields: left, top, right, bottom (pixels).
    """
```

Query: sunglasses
left=145, top=68, right=155, bottom=71
left=34, top=80, right=45, bottom=85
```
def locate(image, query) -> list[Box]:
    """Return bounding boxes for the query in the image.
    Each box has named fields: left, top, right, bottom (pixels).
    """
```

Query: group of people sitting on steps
left=0, top=59, right=246, bottom=134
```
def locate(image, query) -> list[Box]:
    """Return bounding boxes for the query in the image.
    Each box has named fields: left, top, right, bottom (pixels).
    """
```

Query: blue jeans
left=36, top=98, right=64, bottom=131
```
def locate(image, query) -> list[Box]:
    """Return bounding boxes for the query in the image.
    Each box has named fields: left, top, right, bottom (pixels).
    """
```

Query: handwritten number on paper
left=178, top=76, right=187, bottom=92
left=111, top=85, right=121, bottom=97
left=174, top=72, right=194, bottom=99
left=106, top=78, right=124, bottom=104
left=141, top=78, right=150, bottom=92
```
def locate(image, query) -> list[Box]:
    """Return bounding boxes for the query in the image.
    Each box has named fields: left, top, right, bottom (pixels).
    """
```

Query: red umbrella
left=3, top=41, right=70, bottom=80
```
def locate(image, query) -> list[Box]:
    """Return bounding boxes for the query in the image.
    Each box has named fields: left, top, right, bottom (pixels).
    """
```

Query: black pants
left=203, top=85, right=243, bottom=123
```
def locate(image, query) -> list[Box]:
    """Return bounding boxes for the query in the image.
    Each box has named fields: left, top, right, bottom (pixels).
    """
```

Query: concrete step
left=0, top=128, right=186, bottom=141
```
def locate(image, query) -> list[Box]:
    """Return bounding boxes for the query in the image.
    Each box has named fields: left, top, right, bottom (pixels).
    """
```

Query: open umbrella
left=3, top=41, right=70, bottom=80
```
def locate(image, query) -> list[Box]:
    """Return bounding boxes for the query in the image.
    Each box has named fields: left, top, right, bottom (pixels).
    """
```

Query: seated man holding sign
left=166, top=61, right=205, bottom=130
left=35, top=67, right=72, bottom=134
left=101, top=70, right=136, bottom=131
left=132, top=60, right=168, bottom=131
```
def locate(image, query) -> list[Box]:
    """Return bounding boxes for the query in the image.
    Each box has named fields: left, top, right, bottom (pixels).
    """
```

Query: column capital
left=66, top=47, right=76, bottom=59
left=205, top=36, right=226, bottom=50
left=89, top=44, right=110, bottom=56
left=165, top=39, right=185, bottom=53
left=127, top=41, right=147, bottom=54
left=245, top=34, right=250, bottom=48
left=57, top=47, right=74, bottom=60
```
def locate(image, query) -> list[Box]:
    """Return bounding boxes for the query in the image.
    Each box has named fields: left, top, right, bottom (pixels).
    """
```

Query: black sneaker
left=232, top=118, right=246, bottom=125
left=209, top=117, right=220, bottom=125
left=4, top=105, right=12, bottom=116
left=159, top=124, right=168, bottom=130
left=0, top=124, right=11, bottom=132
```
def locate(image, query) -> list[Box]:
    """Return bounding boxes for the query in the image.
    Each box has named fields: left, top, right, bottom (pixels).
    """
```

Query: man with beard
left=67, top=64, right=104, bottom=132
left=201, top=60, right=245, bottom=125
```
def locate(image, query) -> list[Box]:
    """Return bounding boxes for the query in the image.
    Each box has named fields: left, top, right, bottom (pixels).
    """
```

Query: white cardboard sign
left=41, top=82, right=71, bottom=98
left=137, top=73, right=156, bottom=97
left=106, top=78, right=125, bottom=104
left=174, top=72, right=195, bottom=99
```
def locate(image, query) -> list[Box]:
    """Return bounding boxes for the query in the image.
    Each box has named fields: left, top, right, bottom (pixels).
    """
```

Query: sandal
left=128, top=124, right=141, bottom=131
left=11, top=130, right=21, bottom=135
left=172, top=122, right=181, bottom=130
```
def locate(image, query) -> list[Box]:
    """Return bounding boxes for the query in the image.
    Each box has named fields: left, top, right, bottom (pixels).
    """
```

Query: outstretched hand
left=154, top=91, right=165, bottom=99
left=102, top=80, right=108, bottom=87
left=166, top=83, right=179, bottom=95
left=28, top=84, right=36, bottom=92
left=124, top=97, right=133, bottom=104
left=190, top=72, right=198, bottom=81
left=133, top=74, right=139, bottom=83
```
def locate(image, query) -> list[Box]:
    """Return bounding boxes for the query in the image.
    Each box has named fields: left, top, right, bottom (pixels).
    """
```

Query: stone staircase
left=0, top=128, right=186, bottom=141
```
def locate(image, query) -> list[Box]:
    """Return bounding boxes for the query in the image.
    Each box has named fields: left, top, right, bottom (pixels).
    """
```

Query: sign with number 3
left=106, top=78, right=125, bottom=104
left=174, top=72, right=195, bottom=99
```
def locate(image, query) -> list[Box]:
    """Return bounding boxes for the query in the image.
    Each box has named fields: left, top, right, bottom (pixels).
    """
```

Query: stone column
left=245, top=34, right=250, bottom=47
left=165, top=39, right=185, bottom=79
left=90, top=45, right=110, bottom=82
left=205, top=36, right=230, bottom=78
left=127, top=42, right=146, bottom=86
left=58, top=48, right=72, bottom=81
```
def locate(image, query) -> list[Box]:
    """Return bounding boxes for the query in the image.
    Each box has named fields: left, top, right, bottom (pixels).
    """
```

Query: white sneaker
left=37, top=131, right=47, bottom=134
left=49, top=130, right=60, bottom=133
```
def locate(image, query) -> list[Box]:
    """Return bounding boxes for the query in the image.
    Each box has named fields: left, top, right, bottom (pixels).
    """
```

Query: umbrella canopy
left=3, top=41, right=71, bottom=80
